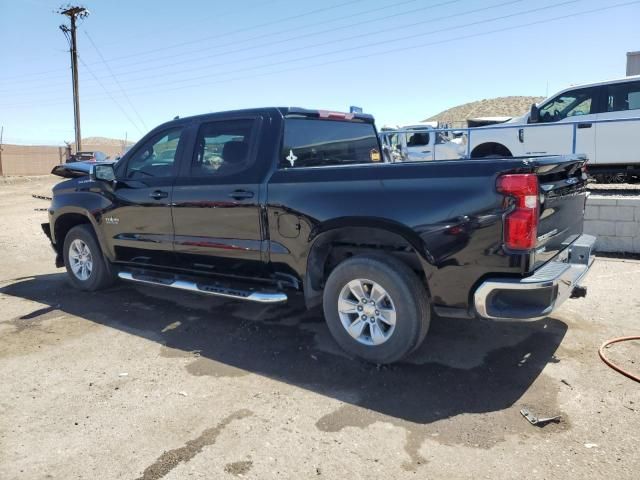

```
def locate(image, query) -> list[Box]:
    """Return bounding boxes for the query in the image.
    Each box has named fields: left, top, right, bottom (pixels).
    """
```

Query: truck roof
left=156, top=107, right=375, bottom=131
left=542, top=75, right=640, bottom=103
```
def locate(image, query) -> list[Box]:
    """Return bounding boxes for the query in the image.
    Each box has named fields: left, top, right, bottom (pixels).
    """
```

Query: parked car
left=66, top=151, right=109, bottom=163
left=42, top=107, right=595, bottom=363
left=467, top=76, right=640, bottom=182
left=379, top=123, right=464, bottom=162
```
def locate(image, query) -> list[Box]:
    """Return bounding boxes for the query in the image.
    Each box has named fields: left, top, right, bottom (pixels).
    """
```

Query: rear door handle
left=150, top=190, right=169, bottom=199
left=577, top=123, right=592, bottom=129
left=228, top=190, right=254, bottom=200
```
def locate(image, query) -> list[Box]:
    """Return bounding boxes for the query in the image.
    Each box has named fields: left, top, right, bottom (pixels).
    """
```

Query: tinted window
left=126, top=127, right=182, bottom=178
left=539, top=88, right=596, bottom=123
left=606, top=81, right=640, bottom=112
left=191, top=119, right=256, bottom=177
left=281, top=119, right=380, bottom=168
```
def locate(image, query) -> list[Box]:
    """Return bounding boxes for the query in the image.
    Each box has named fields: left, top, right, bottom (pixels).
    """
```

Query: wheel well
left=54, top=213, right=91, bottom=253
left=470, top=142, right=512, bottom=158
left=304, top=226, right=426, bottom=308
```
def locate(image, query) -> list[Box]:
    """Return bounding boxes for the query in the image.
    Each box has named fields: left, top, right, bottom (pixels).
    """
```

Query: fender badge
left=104, top=216, right=119, bottom=225
left=286, top=149, right=297, bottom=167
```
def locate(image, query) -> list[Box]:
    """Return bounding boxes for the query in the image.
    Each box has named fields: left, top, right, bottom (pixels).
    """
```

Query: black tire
left=62, top=224, right=116, bottom=291
left=322, top=254, right=430, bottom=364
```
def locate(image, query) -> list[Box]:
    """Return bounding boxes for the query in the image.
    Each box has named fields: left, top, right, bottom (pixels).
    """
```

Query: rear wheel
left=63, top=224, right=116, bottom=291
left=322, top=254, right=430, bottom=364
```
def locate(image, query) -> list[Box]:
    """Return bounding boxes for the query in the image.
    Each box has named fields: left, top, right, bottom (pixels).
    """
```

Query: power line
left=2, top=0, right=638, bottom=110
left=84, top=31, right=148, bottom=131
left=0, top=0, right=366, bottom=84
left=77, top=55, right=145, bottom=135
left=44, top=0, right=579, bottom=96
left=0, top=0, right=526, bottom=96
left=0, top=0, right=422, bottom=92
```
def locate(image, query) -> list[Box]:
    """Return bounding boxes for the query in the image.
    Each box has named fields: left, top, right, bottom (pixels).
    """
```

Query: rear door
left=524, top=87, right=598, bottom=160
left=171, top=115, right=268, bottom=278
left=595, top=80, right=640, bottom=165
left=106, top=126, right=185, bottom=265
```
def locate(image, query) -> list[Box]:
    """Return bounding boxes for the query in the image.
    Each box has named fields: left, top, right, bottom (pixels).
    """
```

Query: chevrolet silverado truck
left=43, top=107, right=595, bottom=364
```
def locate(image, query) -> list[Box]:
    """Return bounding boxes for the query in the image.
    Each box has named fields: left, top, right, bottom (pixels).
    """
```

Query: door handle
left=228, top=190, right=254, bottom=200
left=150, top=190, right=169, bottom=199
left=577, top=123, right=592, bottom=129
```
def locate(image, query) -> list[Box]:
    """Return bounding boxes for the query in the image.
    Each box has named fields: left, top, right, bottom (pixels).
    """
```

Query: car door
left=524, top=87, right=598, bottom=160
left=595, top=80, right=640, bottom=165
left=171, top=116, right=268, bottom=279
left=105, top=126, right=185, bottom=265
left=405, top=130, right=433, bottom=161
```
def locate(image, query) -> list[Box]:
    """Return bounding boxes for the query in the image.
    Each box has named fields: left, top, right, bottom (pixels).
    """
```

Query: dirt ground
left=0, top=177, right=638, bottom=480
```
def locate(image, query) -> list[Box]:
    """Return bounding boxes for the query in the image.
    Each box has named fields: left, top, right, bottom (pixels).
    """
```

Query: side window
left=406, top=131, right=430, bottom=147
left=281, top=119, right=380, bottom=168
left=538, top=88, right=595, bottom=123
left=126, top=127, right=182, bottom=179
left=606, top=81, right=640, bottom=112
left=191, top=119, right=256, bottom=177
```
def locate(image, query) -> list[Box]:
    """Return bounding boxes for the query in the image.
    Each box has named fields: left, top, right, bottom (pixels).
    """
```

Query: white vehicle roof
left=541, top=75, right=640, bottom=104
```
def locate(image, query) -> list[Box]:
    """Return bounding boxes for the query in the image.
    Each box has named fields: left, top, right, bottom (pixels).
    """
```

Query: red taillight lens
left=496, top=174, right=539, bottom=250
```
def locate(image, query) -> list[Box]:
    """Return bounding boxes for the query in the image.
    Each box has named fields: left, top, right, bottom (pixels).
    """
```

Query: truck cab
left=468, top=76, right=640, bottom=181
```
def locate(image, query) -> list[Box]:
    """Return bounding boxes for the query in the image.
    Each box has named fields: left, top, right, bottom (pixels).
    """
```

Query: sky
left=1, top=0, right=639, bottom=145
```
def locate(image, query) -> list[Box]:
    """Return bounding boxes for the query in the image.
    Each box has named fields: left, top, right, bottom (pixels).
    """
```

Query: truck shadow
left=1, top=273, right=567, bottom=426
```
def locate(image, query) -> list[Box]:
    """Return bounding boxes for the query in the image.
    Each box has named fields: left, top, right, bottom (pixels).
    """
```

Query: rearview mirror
left=92, top=164, right=116, bottom=182
left=529, top=103, right=540, bottom=123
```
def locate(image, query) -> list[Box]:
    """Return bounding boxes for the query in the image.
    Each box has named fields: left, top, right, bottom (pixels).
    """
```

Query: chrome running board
left=118, top=271, right=288, bottom=304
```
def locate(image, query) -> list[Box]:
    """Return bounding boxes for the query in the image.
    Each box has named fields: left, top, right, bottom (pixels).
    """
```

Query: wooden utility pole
left=59, top=5, right=89, bottom=153
left=0, top=125, right=4, bottom=177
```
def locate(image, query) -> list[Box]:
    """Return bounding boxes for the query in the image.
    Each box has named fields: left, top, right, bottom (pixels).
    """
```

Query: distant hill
left=81, top=136, right=134, bottom=146
left=424, top=96, right=545, bottom=125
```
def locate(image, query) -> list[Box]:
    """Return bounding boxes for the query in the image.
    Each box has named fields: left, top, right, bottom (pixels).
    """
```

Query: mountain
left=81, top=136, right=134, bottom=146
left=424, top=96, right=545, bottom=125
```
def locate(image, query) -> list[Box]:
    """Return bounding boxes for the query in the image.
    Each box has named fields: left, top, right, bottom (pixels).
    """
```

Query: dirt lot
left=1, top=177, right=638, bottom=480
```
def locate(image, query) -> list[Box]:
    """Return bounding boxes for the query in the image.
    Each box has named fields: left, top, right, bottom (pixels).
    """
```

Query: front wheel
left=63, top=224, right=116, bottom=291
left=322, top=254, right=430, bottom=364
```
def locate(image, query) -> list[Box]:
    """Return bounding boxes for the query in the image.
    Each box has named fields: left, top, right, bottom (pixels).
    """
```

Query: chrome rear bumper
left=474, top=234, right=596, bottom=321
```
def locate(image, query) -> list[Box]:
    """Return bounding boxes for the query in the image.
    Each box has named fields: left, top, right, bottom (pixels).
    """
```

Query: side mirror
left=92, top=164, right=116, bottom=182
left=529, top=103, right=540, bottom=123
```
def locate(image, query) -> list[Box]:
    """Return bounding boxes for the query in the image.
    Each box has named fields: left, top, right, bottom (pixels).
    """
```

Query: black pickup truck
left=43, top=107, right=595, bottom=363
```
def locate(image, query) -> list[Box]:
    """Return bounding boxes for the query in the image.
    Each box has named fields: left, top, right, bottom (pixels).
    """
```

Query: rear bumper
left=474, top=234, right=596, bottom=321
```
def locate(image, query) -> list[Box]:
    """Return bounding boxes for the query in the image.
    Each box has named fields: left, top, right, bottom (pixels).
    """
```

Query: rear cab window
left=606, top=81, right=640, bottom=112
left=280, top=118, right=381, bottom=169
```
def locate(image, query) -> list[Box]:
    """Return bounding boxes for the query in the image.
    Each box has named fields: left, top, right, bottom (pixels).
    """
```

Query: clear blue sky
left=1, top=0, right=638, bottom=144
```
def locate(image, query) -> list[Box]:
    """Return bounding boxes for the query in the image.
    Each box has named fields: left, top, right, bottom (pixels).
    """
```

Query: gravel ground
left=0, top=176, right=638, bottom=480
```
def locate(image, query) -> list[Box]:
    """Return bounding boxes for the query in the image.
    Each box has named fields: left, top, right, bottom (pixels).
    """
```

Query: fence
left=0, top=143, right=126, bottom=176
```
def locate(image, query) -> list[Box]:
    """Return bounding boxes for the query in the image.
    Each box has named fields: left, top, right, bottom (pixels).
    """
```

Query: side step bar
left=118, top=271, right=288, bottom=304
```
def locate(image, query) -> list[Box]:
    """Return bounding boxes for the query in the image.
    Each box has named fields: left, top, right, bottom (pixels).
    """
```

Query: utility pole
left=59, top=5, right=89, bottom=154
left=0, top=126, right=4, bottom=177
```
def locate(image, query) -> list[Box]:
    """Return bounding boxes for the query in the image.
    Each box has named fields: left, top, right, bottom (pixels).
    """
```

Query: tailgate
left=531, top=155, right=589, bottom=269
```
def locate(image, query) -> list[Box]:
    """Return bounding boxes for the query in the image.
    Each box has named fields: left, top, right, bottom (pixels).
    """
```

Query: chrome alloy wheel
left=68, top=239, right=93, bottom=281
left=337, top=279, right=397, bottom=346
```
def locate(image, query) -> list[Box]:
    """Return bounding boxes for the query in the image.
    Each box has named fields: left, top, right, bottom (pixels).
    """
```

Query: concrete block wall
left=584, top=196, right=640, bottom=254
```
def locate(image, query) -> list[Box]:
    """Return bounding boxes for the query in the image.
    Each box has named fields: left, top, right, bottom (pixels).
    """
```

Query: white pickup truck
left=467, top=76, right=640, bottom=182
left=379, top=123, right=464, bottom=162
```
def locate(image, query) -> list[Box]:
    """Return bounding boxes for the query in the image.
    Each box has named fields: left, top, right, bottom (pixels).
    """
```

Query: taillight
left=496, top=174, right=539, bottom=250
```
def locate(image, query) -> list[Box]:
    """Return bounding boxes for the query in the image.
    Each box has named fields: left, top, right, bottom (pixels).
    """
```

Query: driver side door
left=104, top=126, right=186, bottom=266
left=524, top=87, right=597, bottom=160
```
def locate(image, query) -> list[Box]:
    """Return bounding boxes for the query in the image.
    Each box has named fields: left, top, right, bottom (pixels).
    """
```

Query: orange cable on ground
left=598, top=336, right=640, bottom=383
